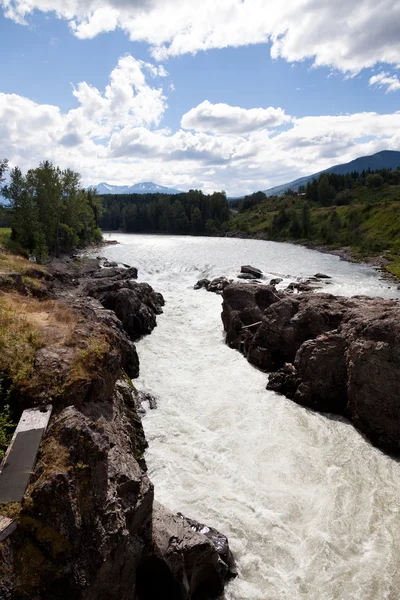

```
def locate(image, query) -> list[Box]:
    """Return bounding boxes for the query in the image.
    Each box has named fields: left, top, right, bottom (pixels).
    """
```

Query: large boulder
left=144, top=503, right=236, bottom=600
left=222, top=283, right=400, bottom=454
left=194, top=277, right=232, bottom=295
left=221, top=284, right=284, bottom=352
left=86, top=280, right=164, bottom=341
left=241, top=265, right=263, bottom=278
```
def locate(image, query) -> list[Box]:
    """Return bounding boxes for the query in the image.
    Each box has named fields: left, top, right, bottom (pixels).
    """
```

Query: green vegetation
left=0, top=502, right=21, bottom=520
left=0, top=406, right=15, bottom=462
left=100, top=189, right=230, bottom=235
left=0, top=159, right=103, bottom=261
left=229, top=170, right=400, bottom=277
left=0, top=299, right=44, bottom=386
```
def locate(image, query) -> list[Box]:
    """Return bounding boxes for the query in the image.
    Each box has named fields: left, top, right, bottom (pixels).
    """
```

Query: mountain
left=263, top=150, right=400, bottom=196
left=93, top=181, right=183, bottom=195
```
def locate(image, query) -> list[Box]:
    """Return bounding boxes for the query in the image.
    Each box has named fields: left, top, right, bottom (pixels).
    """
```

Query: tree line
left=100, top=190, right=230, bottom=235
left=305, top=167, right=400, bottom=205
left=0, top=160, right=103, bottom=261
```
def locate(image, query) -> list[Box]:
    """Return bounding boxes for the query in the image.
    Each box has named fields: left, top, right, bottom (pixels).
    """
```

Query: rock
left=241, top=265, right=263, bottom=278
left=3, top=382, right=154, bottom=600
left=221, top=284, right=284, bottom=352
left=237, top=273, right=259, bottom=280
left=314, top=273, right=331, bottom=279
left=91, top=266, right=138, bottom=280
left=176, top=513, right=237, bottom=581
left=103, top=260, right=119, bottom=268
left=194, top=277, right=233, bottom=294
left=146, top=503, right=236, bottom=600
left=269, top=277, right=283, bottom=286
left=223, top=284, right=400, bottom=454
left=86, top=280, right=164, bottom=342
left=138, top=390, right=158, bottom=410
left=194, top=279, right=211, bottom=290
left=207, top=277, right=232, bottom=295
left=0, top=255, right=234, bottom=600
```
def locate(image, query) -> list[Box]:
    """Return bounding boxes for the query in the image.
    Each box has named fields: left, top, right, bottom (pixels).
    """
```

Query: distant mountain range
left=263, top=150, right=400, bottom=196
left=93, top=181, right=183, bottom=195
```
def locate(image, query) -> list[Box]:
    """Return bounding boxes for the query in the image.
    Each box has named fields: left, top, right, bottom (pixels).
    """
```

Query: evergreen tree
left=1, top=161, right=102, bottom=259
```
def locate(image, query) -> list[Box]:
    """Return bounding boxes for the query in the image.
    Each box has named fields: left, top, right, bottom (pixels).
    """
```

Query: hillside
left=263, top=150, right=400, bottom=196
left=229, top=181, right=400, bottom=280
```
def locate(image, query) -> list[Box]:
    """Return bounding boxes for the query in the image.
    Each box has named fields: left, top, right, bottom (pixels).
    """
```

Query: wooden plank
left=0, top=515, right=17, bottom=542
left=0, top=405, right=52, bottom=503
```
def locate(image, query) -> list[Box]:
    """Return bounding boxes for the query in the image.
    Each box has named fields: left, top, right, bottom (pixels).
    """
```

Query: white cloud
left=369, top=71, right=400, bottom=93
left=181, top=101, right=291, bottom=134
left=1, top=54, right=400, bottom=195
left=2, top=0, right=400, bottom=74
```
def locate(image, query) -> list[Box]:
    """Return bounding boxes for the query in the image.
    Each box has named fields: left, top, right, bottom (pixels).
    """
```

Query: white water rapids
left=102, top=234, right=400, bottom=600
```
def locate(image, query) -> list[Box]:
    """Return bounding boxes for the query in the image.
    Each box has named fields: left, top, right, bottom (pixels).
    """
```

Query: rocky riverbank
left=221, top=282, right=400, bottom=455
left=226, top=230, right=400, bottom=284
left=0, top=256, right=235, bottom=600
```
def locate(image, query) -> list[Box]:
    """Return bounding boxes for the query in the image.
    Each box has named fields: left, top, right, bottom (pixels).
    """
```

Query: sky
left=1, top=0, right=400, bottom=196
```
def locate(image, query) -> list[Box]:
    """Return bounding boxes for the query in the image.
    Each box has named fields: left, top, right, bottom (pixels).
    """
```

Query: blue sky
left=1, top=0, right=400, bottom=195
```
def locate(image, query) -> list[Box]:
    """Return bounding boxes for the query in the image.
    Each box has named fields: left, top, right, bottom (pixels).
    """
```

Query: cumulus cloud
left=1, top=53, right=400, bottom=195
left=369, top=71, right=400, bottom=93
left=2, top=0, right=400, bottom=74
left=181, top=101, right=291, bottom=134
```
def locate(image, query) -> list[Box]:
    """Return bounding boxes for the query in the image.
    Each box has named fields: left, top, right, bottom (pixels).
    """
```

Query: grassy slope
left=229, top=185, right=400, bottom=279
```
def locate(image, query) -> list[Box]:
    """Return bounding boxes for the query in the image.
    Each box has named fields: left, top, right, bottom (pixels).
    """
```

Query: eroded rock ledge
left=0, top=257, right=235, bottom=600
left=221, top=283, right=400, bottom=455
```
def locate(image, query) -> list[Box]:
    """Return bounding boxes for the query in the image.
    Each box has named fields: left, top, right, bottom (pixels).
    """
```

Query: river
left=101, top=234, right=400, bottom=600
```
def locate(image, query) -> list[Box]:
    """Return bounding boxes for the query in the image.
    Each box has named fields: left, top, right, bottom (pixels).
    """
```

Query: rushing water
left=102, top=234, right=400, bottom=600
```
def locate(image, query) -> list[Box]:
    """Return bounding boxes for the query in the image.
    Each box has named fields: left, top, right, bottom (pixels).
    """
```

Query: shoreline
left=225, top=230, right=400, bottom=285
left=100, top=229, right=400, bottom=286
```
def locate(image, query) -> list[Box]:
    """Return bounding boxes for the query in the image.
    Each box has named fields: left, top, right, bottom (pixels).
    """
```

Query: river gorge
left=99, top=234, right=400, bottom=600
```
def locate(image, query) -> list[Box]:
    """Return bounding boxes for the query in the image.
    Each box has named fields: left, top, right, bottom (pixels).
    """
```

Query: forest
left=0, top=159, right=103, bottom=260
left=229, top=167, right=400, bottom=278
left=99, top=190, right=230, bottom=235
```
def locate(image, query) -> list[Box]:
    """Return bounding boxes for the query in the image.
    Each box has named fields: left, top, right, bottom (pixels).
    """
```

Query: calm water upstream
left=101, top=234, right=400, bottom=600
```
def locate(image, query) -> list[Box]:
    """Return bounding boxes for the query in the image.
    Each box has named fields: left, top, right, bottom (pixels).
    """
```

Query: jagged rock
left=269, top=277, right=283, bottom=286
left=267, top=363, right=298, bottom=398
left=207, top=277, right=232, bottom=295
left=0, top=253, right=235, bottom=600
left=222, top=283, right=400, bottom=454
left=138, top=390, right=158, bottom=410
left=144, top=503, right=236, bottom=600
left=176, top=513, right=237, bottom=581
left=103, top=260, right=119, bottom=268
left=241, top=265, right=263, bottom=278
left=221, top=284, right=284, bottom=352
left=194, top=277, right=232, bottom=294
left=69, top=296, right=140, bottom=380
left=194, top=279, right=211, bottom=290
left=91, top=266, right=138, bottom=280
left=93, top=285, right=164, bottom=341
left=2, top=383, right=154, bottom=600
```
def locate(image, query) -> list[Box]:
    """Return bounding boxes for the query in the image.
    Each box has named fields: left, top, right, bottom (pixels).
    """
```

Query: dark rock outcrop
left=144, top=504, right=236, bottom=600
left=0, top=257, right=235, bottom=600
left=269, top=277, right=283, bottom=286
left=194, top=277, right=232, bottom=295
left=241, top=265, right=263, bottom=278
left=194, top=279, right=210, bottom=290
left=222, top=283, right=400, bottom=454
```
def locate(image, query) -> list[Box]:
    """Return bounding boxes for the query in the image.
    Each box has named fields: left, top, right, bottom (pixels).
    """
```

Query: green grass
left=0, top=229, right=11, bottom=248
left=229, top=185, right=400, bottom=279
